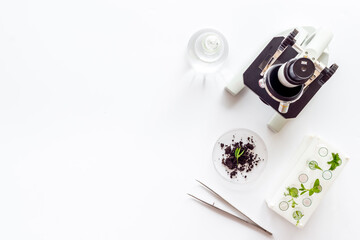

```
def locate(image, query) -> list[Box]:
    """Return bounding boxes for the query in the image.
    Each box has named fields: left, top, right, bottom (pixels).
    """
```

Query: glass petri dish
left=318, top=146, right=329, bottom=157
left=212, top=129, right=268, bottom=183
left=298, top=173, right=309, bottom=183
left=279, top=201, right=289, bottom=211
left=292, top=209, right=304, bottom=226
left=302, top=198, right=312, bottom=207
left=187, top=29, right=229, bottom=73
left=308, top=160, right=322, bottom=171
left=322, top=170, right=332, bottom=180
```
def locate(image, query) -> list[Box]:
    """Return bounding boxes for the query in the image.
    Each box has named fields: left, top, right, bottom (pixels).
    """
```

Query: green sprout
left=299, top=179, right=322, bottom=196
left=293, top=210, right=304, bottom=226
left=284, top=187, right=299, bottom=198
left=308, top=160, right=322, bottom=171
left=288, top=199, right=298, bottom=208
left=234, top=147, right=245, bottom=165
left=284, top=187, right=299, bottom=208
left=327, top=153, right=342, bottom=171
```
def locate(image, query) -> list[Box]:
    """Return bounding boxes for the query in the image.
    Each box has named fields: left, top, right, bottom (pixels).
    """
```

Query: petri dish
left=318, top=146, right=329, bottom=157
left=308, top=160, right=322, bottom=171
left=212, top=129, right=268, bottom=183
left=187, top=29, right=229, bottom=73
left=292, top=209, right=304, bottom=226
left=279, top=201, right=289, bottom=211
left=322, top=170, right=332, bottom=180
left=298, top=173, right=309, bottom=183
left=302, top=198, right=312, bottom=207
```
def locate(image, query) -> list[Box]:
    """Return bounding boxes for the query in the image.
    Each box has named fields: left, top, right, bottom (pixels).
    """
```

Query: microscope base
left=267, top=113, right=289, bottom=133
left=225, top=71, right=245, bottom=95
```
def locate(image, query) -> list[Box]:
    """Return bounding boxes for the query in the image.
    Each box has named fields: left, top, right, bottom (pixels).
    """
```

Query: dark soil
left=219, top=136, right=263, bottom=179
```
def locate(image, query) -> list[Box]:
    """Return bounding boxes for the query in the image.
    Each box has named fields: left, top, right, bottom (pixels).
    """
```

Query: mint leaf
left=327, top=153, right=342, bottom=171
left=289, top=188, right=299, bottom=198
left=313, top=179, right=320, bottom=188
left=299, top=179, right=321, bottom=197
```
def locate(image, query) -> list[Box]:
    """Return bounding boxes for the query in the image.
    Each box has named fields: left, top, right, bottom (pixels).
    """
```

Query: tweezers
left=188, top=180, right=272, bottom=236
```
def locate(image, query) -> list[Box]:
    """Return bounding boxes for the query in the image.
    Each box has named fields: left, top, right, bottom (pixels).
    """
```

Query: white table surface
left=1, top=0, right=359, bottom=239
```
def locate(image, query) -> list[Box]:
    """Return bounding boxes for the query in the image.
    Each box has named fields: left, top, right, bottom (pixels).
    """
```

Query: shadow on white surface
left=220, top=87, right=248, bottom=109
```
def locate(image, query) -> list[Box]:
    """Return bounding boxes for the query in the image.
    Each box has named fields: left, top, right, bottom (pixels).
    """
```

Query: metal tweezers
left=188, top=180, right=272, bottom=236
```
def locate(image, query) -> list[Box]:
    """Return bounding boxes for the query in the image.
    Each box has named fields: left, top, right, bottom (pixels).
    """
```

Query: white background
left=0, top=0, right=359, bottom=239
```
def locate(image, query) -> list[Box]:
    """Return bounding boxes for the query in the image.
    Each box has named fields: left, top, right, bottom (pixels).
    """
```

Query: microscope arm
left=267, top=113, right=289, bottom=133
left=303, top=28, right=333, bottom=60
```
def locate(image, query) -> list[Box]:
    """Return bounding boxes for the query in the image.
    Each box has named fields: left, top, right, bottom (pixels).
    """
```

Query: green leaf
left=235, top=148, right=240, bottom=159
left=289, top=188, right=299, bottom=198
left=300, top=191, right=306, bottom=195
left=309, top=190, right=314, bottom=196
left=314, top=179, right=320, bottom=187
left=329, top=163, right=336, bottom=171
left=315, top=165, right=323, bottom=171
left=313, top=187, right=320, bottom=193
left=327, top=153, right=342, bottom=171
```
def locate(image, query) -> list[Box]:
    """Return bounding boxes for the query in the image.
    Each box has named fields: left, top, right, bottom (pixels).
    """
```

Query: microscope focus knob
left=319, top=64, right=339, bottom=84
left=279, top=29, right=299, bottom=51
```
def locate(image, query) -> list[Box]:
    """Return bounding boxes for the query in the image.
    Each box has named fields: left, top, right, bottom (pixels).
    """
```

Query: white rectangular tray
left=267, top=135, right=349, bottom=228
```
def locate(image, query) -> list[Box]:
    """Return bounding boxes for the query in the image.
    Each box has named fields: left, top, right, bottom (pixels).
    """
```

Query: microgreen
left=234, top=147, right=245, bottom=165
left=327, top=153, right=342, bottom=171
left=284, top=187, right=299, bottom=208
left=293, top=210, right=304, bottom=226
left=288, top=198, right=298, bottom=208
left=308, top=161, right=322, bottom=171
left=284, top=187, right=299, bottom=198
left=299, top=179, right=321, bottom=196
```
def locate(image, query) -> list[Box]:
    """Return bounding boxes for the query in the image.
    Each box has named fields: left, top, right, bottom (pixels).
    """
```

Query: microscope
left=226, top=27, right=338, bottom=132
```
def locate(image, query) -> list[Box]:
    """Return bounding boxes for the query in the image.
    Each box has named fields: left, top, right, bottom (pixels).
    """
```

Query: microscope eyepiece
left=278, top=58, right=315, bottom=88
left=261, top=58, right=315, bottom=114
left=289, top=58, right=315, bottom=82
